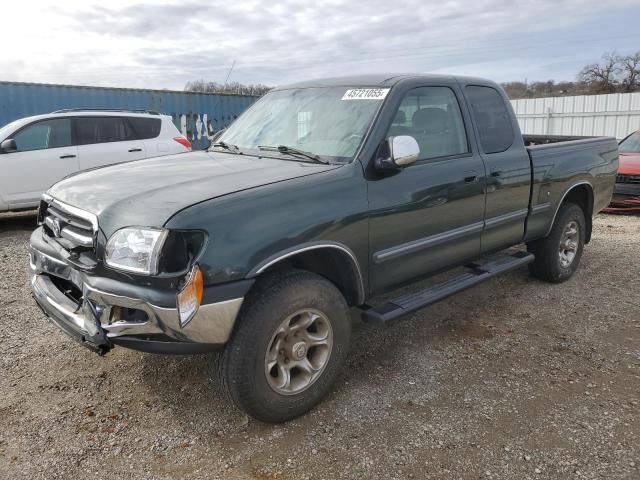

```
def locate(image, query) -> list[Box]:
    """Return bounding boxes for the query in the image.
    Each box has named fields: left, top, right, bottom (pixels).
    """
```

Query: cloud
left=0, top=0, right=639, bottom=89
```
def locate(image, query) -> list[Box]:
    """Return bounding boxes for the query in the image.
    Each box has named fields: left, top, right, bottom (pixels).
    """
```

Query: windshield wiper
left=257, top=145, right=329, bottom=164
left=210, top=141, right=240, bottom=153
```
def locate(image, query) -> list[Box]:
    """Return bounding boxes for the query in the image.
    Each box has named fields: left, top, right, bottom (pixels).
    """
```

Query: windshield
left=217, top=87, right=388, bottom=162
left=620, top=132, right=640, bottom=153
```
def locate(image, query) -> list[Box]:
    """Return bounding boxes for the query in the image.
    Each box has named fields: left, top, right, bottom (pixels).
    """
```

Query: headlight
left=105, top=227, right=167, bottom=275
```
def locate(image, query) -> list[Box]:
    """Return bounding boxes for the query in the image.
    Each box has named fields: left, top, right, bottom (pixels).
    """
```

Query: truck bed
left=523, top=134, right=619, bottom=242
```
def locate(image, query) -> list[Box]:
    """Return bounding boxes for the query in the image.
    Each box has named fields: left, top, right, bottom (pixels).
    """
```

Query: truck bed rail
left=523, top=134, right=595, bottom=146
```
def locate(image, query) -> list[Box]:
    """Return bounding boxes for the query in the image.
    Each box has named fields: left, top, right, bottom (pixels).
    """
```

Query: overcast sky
left=1, top=0, right=639, bottom=90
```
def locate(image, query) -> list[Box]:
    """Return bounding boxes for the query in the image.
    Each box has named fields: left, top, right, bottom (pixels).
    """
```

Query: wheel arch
left=247, top=242, right=366, bottom=306
left=547, top=181, right=594, bottom=243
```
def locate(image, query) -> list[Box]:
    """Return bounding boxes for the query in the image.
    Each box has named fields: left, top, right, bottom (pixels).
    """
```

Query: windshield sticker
left=342, top=88, right=390, bottom=100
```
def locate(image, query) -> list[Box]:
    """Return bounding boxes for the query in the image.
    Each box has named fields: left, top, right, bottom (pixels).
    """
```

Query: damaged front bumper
left=29, top=227, right=251, bottom=355
left=603, top=182, right=640, bottom=213
left=603, top=195, right=640, bottom=214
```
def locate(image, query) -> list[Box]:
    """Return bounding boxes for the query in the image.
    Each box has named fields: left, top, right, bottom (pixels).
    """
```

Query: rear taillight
left=174, top=136, right=192, bottom=151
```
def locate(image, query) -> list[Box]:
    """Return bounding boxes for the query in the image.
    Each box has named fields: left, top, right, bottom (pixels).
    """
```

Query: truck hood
left=48, top=151, right=339, bottom=231
left=619, top=152, right=640, bottom=175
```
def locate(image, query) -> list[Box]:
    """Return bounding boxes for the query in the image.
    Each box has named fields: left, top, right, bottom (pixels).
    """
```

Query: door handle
left=128, top=148, right=142, bottom=153
left=490, top=170, right=502, bottom=177
left=59, top=154, right=76, bottom=159
left=463, top=171, right=479, bottom=183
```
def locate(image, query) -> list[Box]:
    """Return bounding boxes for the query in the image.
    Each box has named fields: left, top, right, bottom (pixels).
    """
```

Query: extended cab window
left=465, top=86, right=514, bottom=154
left=76, top=117, right=133, bottom=145
left=386, top=87, right=468, bottom=161
left=12, top=119, right=72, bottom=151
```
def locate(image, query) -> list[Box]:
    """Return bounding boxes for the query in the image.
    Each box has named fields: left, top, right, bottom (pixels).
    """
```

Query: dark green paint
left=44, top=74, right=619, bottom=303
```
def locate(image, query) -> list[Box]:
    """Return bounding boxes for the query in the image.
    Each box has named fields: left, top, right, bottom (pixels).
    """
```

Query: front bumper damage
left=603, top=181, right=640, bottom=214
left=30, top=227, right=251, bottom=355
left=603, top=188, right=640, bottom=213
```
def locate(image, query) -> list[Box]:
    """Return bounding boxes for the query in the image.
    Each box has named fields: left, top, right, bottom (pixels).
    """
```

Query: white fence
left=511, top=92, right=640, bottom=140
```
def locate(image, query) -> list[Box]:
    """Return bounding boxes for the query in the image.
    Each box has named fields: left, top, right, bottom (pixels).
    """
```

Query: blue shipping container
left=0, top=81, right=257, bottom=150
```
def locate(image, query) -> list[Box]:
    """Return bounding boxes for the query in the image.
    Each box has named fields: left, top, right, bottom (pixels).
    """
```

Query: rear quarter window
left=126, top=117, right=161, bottom=140
left=465, top=86, right=514, bottom=154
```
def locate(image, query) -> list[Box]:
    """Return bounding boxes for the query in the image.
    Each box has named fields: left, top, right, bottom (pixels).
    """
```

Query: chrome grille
left=617, top=174, right=640, bottom=184
left=40, top=196, right=97, bottom=250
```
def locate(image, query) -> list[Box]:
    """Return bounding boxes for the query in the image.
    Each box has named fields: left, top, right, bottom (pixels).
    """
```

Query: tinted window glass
left=13, top=119, right=72, bottom=151
left=76, top=117, right=132, bottom=145
left=465, top=86, right=514, bottom=154
left=127, top=117, right=161, bottom=140
left=386, top=87, right=468, bottom=161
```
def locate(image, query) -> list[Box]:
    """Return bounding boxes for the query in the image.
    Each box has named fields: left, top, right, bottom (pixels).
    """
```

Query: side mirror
left=0, top=138, right=17, bottom=153
left=375, top=135, right=419, bottom=170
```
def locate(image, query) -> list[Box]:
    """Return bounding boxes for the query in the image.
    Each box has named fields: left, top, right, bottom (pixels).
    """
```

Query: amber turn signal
left=177, top=265, right=203, bottom=326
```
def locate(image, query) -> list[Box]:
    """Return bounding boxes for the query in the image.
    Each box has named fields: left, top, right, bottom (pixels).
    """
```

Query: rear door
left=125, top=116, right=166, bottom=158
left=0, top=117, right=78, bottom=208
left=367, top=84, right=487, bottom=294
left=462, top=84, right=531, bottom=253
left=74, top=116, right=146, bottom=170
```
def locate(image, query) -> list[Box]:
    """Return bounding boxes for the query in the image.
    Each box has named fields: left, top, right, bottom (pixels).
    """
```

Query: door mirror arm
left=374, top=135, right=419, bottom=171
left=0, top=138, right=17, bottom=154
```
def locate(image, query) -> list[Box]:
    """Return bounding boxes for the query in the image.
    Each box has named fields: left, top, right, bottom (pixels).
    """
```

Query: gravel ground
left=0, top=212, right=638, bottom=480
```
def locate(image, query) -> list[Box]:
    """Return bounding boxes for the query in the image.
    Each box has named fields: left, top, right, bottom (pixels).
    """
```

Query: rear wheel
left=527, top=202, right=586, bottom=283
left=216, top=269, right=351, bottom=423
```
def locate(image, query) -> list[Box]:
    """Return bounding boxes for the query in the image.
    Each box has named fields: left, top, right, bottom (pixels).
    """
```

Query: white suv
left=0, top=109, right=191, bottom=212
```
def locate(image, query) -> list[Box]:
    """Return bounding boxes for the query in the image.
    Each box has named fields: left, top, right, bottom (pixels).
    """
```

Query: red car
left=604, top=130, right=640, bottom=213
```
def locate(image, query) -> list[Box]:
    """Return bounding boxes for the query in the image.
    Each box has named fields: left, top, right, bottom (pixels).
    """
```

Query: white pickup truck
left=0, top=109, right=191, bottom=212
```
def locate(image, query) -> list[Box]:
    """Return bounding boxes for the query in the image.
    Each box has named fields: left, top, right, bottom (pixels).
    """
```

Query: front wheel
left=216, top=269, right=351, bottom=423
left=527, top=202, right=586, bottom=283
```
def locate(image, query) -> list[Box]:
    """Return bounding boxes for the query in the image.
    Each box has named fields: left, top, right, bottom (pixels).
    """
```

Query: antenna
left=224, top=60, right=236, bottom=86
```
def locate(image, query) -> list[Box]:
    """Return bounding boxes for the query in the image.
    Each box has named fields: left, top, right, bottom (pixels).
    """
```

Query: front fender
left=165, top=162, right=370, bottom=292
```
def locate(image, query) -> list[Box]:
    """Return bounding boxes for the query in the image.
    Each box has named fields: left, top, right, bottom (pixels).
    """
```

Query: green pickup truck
left=30, top=74, right=618, bottom=422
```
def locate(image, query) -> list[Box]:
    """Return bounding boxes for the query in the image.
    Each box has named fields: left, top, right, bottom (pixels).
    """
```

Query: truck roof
left=275, top=73, right=497, bottom=90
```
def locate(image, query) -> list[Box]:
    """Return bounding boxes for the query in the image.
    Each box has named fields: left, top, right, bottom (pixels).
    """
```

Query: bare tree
left=502, top=80, right=584, bottom=99
left=529, top=80, right=556, bottom=97
left=192, top=50, right=640, bottom=100
left=577, top=52, right=621, bottom=94
left=619, top=51, right=640, bottom=93
left=502, top=51, right=640, bottom=99
left=502, top=81, right=529, bottom=99
left=185, top=80, right=271, bottom=96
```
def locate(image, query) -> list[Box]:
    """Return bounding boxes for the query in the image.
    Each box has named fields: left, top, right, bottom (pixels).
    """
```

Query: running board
left=361, top=251, right=534, bottom=326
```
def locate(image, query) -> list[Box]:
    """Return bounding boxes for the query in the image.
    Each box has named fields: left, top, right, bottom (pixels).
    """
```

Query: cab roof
left=274, top=73, right=497, bottom=90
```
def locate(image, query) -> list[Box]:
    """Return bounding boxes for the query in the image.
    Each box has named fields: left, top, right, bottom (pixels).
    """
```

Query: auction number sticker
left=342, top=88, right=390, bottom=100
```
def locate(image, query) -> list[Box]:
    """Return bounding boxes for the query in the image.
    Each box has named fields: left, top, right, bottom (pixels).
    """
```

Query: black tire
left=527, top=202, right=586, bottom=283
left=217, top=269, right=351, bottom=423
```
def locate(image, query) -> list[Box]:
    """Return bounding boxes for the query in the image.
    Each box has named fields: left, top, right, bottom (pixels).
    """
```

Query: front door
left=0, top=118, right=78, bottom=208
left=368, top=85, right=487, bottom=294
